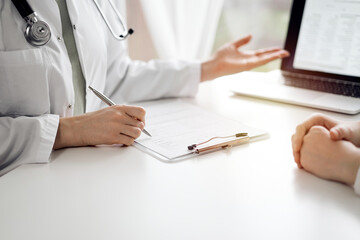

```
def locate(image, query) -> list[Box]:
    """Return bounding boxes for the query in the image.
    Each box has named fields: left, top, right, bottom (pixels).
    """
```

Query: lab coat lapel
left=65, top=0, right=108, bottom=111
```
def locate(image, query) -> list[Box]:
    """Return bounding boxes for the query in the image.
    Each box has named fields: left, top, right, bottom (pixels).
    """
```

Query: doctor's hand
left=291, top=113, right=360, bottom=168
left=200, top=35, right=290, bottom=82
left=53, top=105, right=146, bottom=149
left=299, top=125, right=360, bottom=186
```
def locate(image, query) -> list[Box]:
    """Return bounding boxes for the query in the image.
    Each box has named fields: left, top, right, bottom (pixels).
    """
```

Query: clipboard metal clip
left=187, top=133, right=250, bottom=154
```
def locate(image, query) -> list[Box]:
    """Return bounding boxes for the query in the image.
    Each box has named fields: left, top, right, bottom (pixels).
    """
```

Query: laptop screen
left=281, top=0, right=360, bottom=83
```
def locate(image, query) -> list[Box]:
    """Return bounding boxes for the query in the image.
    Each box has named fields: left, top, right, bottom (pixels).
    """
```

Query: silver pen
left=88, top=86, right=152, bottom=137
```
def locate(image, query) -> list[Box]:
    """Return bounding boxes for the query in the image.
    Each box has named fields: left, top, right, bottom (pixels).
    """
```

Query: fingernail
left=280, top=51, right=290, bottom=57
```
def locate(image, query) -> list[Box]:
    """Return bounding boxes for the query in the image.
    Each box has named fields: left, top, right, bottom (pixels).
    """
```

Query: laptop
left=232, top=0, right=360, bottom=115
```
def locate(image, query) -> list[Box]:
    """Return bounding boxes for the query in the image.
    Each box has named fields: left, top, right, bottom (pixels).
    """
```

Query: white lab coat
left=0, top=0, right=200, bottom=175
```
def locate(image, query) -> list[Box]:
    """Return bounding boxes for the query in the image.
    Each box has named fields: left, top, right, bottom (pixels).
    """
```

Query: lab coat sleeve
left=106, top=56, right=201, bottom=103
left=354, top=166, right=360, bottom=196
left=0, top=114, right=59, bottom=176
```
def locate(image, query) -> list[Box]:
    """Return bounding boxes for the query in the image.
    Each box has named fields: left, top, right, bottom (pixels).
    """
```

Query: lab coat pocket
left=0, top=48, right=51, bottom=116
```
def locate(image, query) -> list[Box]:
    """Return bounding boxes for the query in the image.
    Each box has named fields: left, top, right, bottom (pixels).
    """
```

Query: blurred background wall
left=126, top=0, right=292, bottom=72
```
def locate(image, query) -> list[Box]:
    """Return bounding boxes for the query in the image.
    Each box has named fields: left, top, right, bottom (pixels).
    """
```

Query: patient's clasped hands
left=292, top=113, right=360, bottom=185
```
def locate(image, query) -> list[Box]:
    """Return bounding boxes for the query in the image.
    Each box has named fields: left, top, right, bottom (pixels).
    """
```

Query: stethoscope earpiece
left=119, top=28, right=134, bottom=39
left=92, top=0, right=134, bottom=41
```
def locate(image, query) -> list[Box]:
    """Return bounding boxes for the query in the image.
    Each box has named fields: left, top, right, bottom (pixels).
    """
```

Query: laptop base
left=231, top=70, right=360, bottom=115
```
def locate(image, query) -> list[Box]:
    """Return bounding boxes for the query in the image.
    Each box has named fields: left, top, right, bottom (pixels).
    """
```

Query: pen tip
left=143, top=129, right=152, bottom=137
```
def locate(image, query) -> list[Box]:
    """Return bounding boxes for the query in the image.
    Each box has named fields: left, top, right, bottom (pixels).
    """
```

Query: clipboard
left=134, top=99, right=268, bottom=162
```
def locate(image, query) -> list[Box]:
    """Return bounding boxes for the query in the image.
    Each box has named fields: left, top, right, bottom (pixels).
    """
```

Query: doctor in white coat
left=0, top=0, right=289, bottom=175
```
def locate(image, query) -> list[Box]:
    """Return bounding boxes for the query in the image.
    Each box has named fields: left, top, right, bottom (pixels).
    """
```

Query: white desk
left=1, top=75, right=360, bottom=240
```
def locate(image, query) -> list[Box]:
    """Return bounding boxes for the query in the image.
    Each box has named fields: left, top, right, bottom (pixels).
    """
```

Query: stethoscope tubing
left=11, top=0, right=133, bottom=47
left=11, top=0, right=34, bottom=19
left=91, top=0, right=133, bottom=40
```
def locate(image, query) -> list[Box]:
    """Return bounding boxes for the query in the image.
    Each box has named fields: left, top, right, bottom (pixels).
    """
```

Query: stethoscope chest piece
left=24, top=17, right=51, bottom=47
left=12, top=0, right=51, bottom=47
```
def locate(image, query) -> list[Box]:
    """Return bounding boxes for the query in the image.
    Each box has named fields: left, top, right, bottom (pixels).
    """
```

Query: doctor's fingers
left=119, top=114, right=145, bottom=130
left=232, top=35, right=252, bottom=48
left=244, top=51, right=288, bottom=69
left=116, top=134, right=136, bottom=146
left=253, top=47, right=283, bottom=56
left=256, top=50, right=290, bottom=64
left=119, top=125, right=143, bottom=141
left=122, top=105, right=147, bottom=123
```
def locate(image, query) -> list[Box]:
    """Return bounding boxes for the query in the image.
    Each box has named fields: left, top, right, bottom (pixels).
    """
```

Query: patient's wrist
left=342, top=149, right=360, bottom=186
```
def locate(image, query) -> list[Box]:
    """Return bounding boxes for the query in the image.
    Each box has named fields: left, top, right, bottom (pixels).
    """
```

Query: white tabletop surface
left=1, top=74, right=360, bottom=240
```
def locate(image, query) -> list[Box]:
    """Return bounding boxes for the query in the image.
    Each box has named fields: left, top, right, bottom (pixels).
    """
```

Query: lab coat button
left=67, top=104, right=72, bottom=109
left=73, top=25, right=77, bottom=30
left=57, top=36, right=63, bottom=41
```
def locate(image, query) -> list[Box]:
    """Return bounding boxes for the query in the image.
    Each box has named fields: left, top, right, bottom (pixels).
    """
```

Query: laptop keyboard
left=283, top=73, right=360, bottom=98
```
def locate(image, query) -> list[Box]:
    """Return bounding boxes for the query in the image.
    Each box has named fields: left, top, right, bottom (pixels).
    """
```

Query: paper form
left=135, top=99, right=267, bottom=161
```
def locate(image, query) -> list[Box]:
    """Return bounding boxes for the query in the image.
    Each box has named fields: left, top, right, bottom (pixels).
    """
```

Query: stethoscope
left=11, top=0, right=134, bottom=47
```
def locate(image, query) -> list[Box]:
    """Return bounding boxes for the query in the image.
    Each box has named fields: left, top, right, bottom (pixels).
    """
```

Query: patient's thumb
left=330, top=126, right=349, bottom=141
